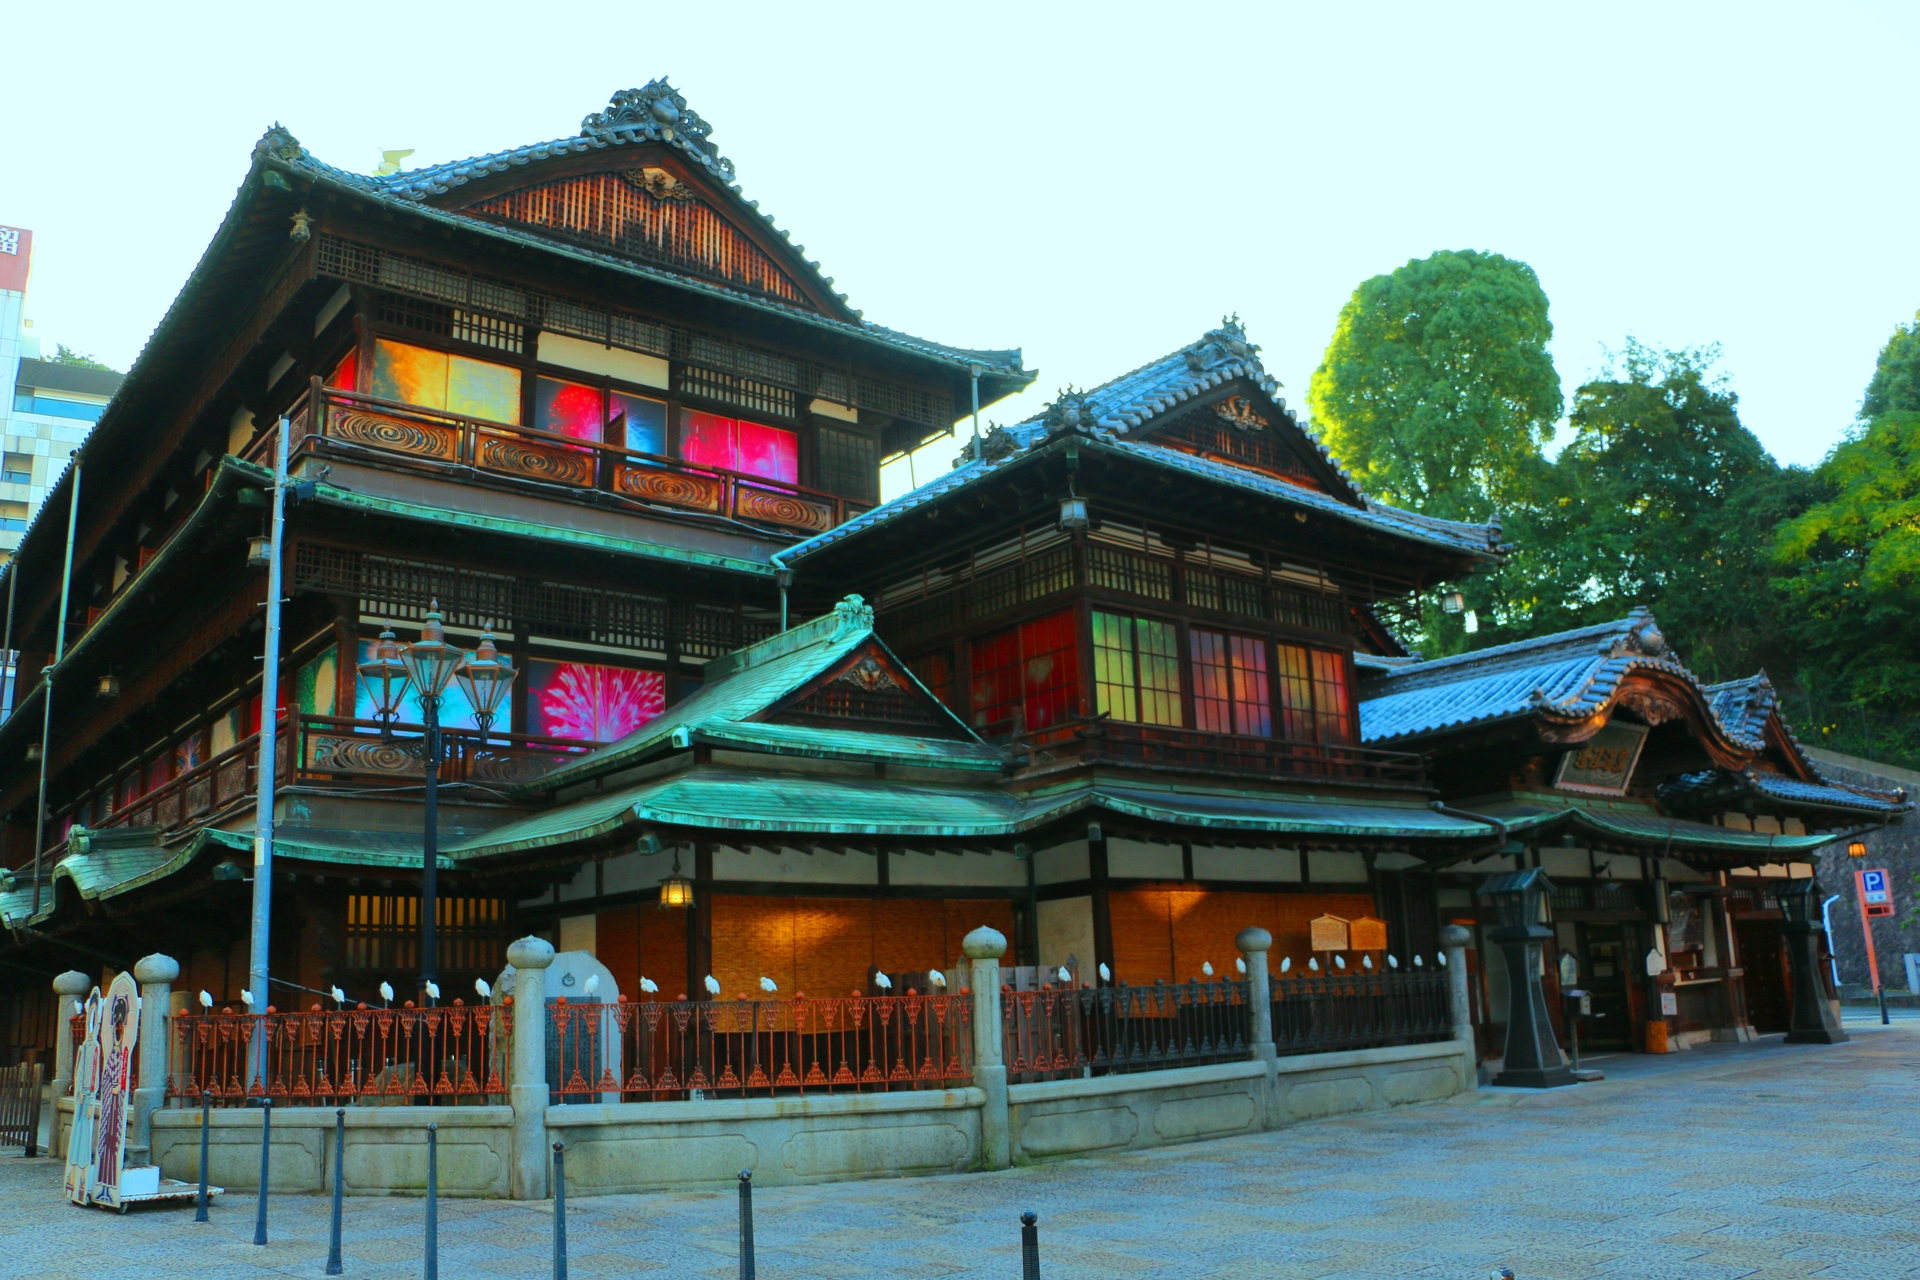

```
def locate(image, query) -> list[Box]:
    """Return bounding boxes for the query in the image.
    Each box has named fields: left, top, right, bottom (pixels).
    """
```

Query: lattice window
left=776, top=681, right=941, bottom=729
left=372, top=292, right=453, bottom=339
left=816, top=427, right=880, bottom=503
left=1152, top=415, right=1321, bottom=487
left=677, top=365, right=797, bottom=421
left=1087, top=545, right=1174, bottom=601
left=468, top=173, right=807, bottom=303
left=1184, top=567, right=1265, bottom=619
left=343, top=894, right=507, bottom=978
left=1273, top=585, right=1349, bottom=636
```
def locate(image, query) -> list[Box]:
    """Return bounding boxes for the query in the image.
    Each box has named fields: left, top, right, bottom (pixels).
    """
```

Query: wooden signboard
left=1349, top=916, right=1388, bottom=952
left=1553, top=722, right=1650, bottom=796
left=1309, top=914, right=1350, bottom=952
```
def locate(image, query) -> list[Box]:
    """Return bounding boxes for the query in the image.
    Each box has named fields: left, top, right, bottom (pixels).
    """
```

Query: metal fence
left=1269, top=970, right=1451, bottom=1056
left=1003, top=979, right=1250, bottom=1083
left=165, top=1002, right=510, bottom=1106
left=546, top=993, right=973, bottom=1102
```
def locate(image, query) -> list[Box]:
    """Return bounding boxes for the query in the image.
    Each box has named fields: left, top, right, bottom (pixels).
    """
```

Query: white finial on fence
left=425, top=979, right=441, bottom=1002
left=1388, top=954, right=1399, bottom=969
left=928, top=971, right=947, bottom=989
left=1334, top=955, right=1346, bottom=970
left=1308, top=958, right=1319, bottom=972
left=583, top=974, right=599, bottom=998
left=241, top=990, right=255, bottom=1008
left=1414, top=954, right=1425, bottom=968
left=1098, top=962, right=1111, bottom=982
left=331, top=985, right=347, bottom=1005
left=874, top=971, right=893, bottom=990
left=380, top=981, right=395, bottom=1005
left=1280, top=957, right=1292, bottom=973
left=1362, top=955, right=1374, bottom=970
left=1437, top=952, right=1448, bottom=968
left=704, top=974, right=722, bottom=996
left=640, top=976, right=659, bottom=993
left=1235, top=957, right=1247, bottom=974
left=198, top=990, right=213, bottom=1009
left=1201, top=961, right=1214, bottom=976
left=474, top=977, right=491, bottom=999
left=759, top=976, right=778, bottom=993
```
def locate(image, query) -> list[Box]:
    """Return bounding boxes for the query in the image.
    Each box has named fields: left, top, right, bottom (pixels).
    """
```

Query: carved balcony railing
left=250, top=381, right=874, bottom=536
left=295, top=715, right=598, bottom=788
left=1014, top=716, right=1429, bottom=789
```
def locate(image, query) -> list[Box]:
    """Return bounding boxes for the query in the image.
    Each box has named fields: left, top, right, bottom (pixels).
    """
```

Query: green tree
left=50, top=344, right=113, bottom=371
left=1467, top=344, right=1810, bottom=682
left=1861, top=311, right=1920, bottom=418
left=1309, top=249, right=1562, bottom=522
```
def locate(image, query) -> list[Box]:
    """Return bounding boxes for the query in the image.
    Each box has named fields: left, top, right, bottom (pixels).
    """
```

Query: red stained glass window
left=969, top=609, right=1081, bottom=737
left=1276, top=643, right=1353, bottom=745
left=535, top=376, right=606, bottom=443
left=526, top=660, right=666, bottom=742
left=328, top=347, right=359, bottom=392
left=678, top=409, right=798, bottom=484
left=1191, top=629, right=1271, bottom=736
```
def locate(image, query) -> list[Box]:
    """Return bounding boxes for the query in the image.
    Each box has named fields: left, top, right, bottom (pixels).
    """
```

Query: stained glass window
left=329, top=347, right=359, bottom=392
left=370, top=338, right=522, bottom=425
left=1276, top=643, right=1353, bottom=745
left=525, top=659, right=665, bottom=742
left=1093, top=612, right=1184, bottom=728
left=295, top=645, right=338, bottom=717
left=534, top=377, right=605, bottom=442
left=612, top=391, right=667, bottom=457
left=969, top=610, right=1081, bottom=737
left=678, top=408, right=798, bottom=483
left=1191, top=629, right=1270, bottom=736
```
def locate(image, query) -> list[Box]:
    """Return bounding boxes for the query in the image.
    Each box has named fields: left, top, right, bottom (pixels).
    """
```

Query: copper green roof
left=522, top=595, right=987, bottom=795
left=1470, top=795, right=1844, bottom=857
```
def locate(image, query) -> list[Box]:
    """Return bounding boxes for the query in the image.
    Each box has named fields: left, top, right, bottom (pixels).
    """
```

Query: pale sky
left=5, top=2, right=1916, bottom=505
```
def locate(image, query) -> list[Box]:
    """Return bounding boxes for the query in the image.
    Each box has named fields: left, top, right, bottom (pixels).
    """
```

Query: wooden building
left=0, top=83, right=1900, bottom=1074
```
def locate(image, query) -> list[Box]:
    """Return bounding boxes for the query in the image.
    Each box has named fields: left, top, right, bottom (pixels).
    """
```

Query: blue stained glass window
left=612, top=392, right=666, bottom=457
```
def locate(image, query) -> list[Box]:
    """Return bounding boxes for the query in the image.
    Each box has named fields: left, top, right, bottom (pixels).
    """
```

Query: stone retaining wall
left=149, top=1105, right=513, bottom=1197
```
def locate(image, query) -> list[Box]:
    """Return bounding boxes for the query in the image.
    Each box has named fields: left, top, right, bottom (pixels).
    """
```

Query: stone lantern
left=1478, top=868, right=1574, bottom=1088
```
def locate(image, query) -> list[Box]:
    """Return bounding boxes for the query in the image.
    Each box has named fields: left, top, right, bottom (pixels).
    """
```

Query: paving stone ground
left=4, top=1013, right=1916, bottom=1280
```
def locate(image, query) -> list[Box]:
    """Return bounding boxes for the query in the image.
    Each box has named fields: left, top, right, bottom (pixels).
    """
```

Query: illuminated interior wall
left=708, top=896, right=1015, bottom=999
left=1110, top=887, right=1378, bottom=984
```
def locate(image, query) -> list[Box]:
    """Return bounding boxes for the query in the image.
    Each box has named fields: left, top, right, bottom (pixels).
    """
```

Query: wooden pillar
left=1089, top=824, right=1115, bottom=982
left=687, top=843, right=713, bottom=997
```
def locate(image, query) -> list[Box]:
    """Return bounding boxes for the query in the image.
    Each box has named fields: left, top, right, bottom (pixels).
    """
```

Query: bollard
left=253, top=1098, right=272, bottom=1246
left=738, top=1169, right=756, bottom=1280
left=194, top=1091, right=211, bottom=1223
left=552, top=1142, right=567, bottom=1280
left=1021, top=1211, right=1040, bottom=1280
left=325, top=1109, right=344, bottom=1275
left=425, top=1123, right=439, bottom=1280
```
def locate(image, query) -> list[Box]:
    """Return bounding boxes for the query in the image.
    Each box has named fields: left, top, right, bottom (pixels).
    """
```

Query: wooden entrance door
left=1580, top=923, right=1638, bottom=1048
left=1735, top=918, right=1791, bottom=1033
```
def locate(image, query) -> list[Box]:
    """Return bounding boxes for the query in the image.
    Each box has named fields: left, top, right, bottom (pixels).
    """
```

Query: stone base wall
left=547, top=1088, right=986, bottom=1193
left=149, top=1105, right=513, bottom=1197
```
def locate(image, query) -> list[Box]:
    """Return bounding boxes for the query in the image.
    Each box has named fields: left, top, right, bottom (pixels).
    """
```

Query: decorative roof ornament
left=1213, top=396, right=1269, bottom=432
left=255, top=124, right=305, bottom=164
left=1603, top=613, right=1670, bottom=660
left=582, top=80, right=736, bottom=182
left=1040, top=389, right=1100, bottom=439
left=830, top=593, right=874, bottom=638
left=957, top=424, right=1022, bottom=466
left=1183, top=315, right=1261, bottom=373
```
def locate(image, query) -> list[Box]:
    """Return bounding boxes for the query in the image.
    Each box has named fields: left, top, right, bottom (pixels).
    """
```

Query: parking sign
left=1859, top=868, right=1895, bottom=919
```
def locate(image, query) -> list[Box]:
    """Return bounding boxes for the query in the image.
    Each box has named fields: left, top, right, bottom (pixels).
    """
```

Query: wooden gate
left=0, top=1063, right=44, bottom=1157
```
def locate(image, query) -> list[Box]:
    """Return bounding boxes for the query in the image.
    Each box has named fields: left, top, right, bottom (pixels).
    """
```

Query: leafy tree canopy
left=1861, top=312, right=1920, bottom=418
left=1309, top=249, right=1562, bottom=522
left=49, top=344, right=113, bottom=371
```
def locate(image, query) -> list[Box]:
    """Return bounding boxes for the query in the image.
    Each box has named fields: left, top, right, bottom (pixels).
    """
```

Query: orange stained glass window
left=678, top=409, right=798, bottom=484
left=969, top=609, right=1081, bottom=737
left=1275, top=643, right=1354, bottom=745
left=1190, top=629, right=1270, bottom=736
left=369, top=338, right=522, bottom=424
left=1092, top=612, right=1183, bottom=727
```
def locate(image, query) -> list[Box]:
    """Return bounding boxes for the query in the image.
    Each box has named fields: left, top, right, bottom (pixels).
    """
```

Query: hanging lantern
left=355, top=627, right=412, bottom=738
left=659, top=846, right=694, bottom=909
left=1440, top=590, right=1466, bottom=615
left=1848, top=840, right=1868, bottom=859
left=454, top=630, right=517, bottom=741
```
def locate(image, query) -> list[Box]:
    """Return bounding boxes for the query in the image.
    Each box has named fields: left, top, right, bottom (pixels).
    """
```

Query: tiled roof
left=1469, top=796, right=1847, bottom=856
left=782, top=322, right=1499, bottom=563
left=255, top=82, right=1029, bottom=381
left=1358, top=610, right=1704, bottom=744
left=1657, top=768, right=1909, bottom=818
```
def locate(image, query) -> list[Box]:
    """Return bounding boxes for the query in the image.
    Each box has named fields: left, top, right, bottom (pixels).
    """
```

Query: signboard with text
left=0, top=226, right=31, bottom=294
left=1553, top=722, right=1650, bottom=796
left=1858, top=868, right=1895, bottom=919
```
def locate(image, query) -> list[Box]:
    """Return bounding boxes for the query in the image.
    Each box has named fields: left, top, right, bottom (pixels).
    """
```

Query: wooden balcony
left=1015, top=716, right=1429, bottom=789
left=250, top=382, right=874, bottom=536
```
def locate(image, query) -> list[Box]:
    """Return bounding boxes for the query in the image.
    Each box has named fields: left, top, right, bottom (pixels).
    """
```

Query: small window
left=525, top=658, right=665, bottom=741
left=969, top=609, right=1081, bottom=737
left=1092, top=612, right=1183, bottom=727
left=0, top=500, right=26, bottom=533
left=2, top=454, right=33, bottom=485
left=1190, top=629, right=1270, bottom=736
left=369, top=338, right=521, bottom=424
left=679, top=408, right=798, bottom=484
left=532, top=377, right=667, bottom=455
left=1275, top=643, right=1353, bottom=745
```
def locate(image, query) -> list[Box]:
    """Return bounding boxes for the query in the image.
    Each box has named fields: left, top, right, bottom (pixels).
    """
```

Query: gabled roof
left=519, top=595, right=1000, bottom=795
left=1358, top=609, right=1706, bottom=745
left=781, top=322, right=1500, bottom=565
left=259, top=82, right=1030, bottom=386
left=1657, top=768, right=1909, bottom=820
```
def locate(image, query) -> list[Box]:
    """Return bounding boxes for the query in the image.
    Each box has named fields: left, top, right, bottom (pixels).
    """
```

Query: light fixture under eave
left=25, top=743, right=40, bottom=761
left=246, top=536, right=273, bottom=569
left=96, top=675, right=121, bottom=699
left=659, top=847, right=694, bottom=909
left=1440, top=590, right=1466, bottom=615
left=1848, top=840, right=1868, bottom=858
left=1058, top=496, right=1089, bottom=530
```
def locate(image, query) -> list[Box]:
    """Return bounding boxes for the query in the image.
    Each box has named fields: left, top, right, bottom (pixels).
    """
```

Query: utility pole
left=29, top=462, right=81, bottom=919
left=246, top=422, right=289, bottom=1033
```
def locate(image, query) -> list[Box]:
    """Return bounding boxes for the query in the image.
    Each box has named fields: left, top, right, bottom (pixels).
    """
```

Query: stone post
left=49, top=970, right=90, bottom=1157
left=1440, top=924, right=1478, bottom=1092
left=1237, top=926, right=1278, bottom=1129
left=129, top=953, right=179, bottom=1166
left=963, top=925, right=1010, bottom=1171
left=507, top=935, right=555, bottom=1199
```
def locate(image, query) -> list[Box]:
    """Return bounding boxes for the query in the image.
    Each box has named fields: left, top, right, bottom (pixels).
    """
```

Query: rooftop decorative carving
left=1183, top=315, right=1260, bottom=373
left=1213, top=396, right=1269, bottom=432
left=582, top=80, right=736, bottom=182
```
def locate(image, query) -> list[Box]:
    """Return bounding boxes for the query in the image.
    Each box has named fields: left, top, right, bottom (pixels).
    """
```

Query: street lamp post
left=357, top=604, right=514, bottom=1000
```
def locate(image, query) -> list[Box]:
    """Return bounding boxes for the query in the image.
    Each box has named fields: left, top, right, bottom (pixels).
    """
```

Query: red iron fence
left=1268, top=970, right=1451, bottom=1056
left=164, top=1001, right=510, bottom=1106
left=546, top=992, right=972, bottom=1103
left=1004, top=979, right=1250, bottom=1083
